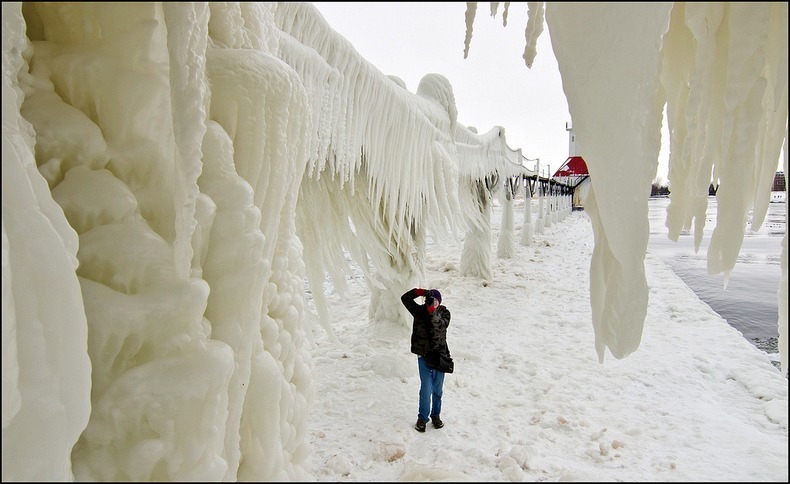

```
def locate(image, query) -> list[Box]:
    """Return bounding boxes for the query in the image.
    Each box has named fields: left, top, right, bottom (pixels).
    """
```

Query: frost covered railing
left=275, top=3, right=537, bottom=333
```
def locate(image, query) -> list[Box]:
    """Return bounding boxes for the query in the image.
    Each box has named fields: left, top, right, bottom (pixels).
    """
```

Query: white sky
left=307, top=200, right=787, bottom=481
left=313, top=2, right=674, bottom=181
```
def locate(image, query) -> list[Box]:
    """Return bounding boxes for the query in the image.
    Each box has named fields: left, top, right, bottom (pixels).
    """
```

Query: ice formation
left=2, top=1, right=787, bottom=481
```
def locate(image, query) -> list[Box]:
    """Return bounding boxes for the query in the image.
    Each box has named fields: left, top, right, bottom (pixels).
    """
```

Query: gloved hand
left=427, top=304, right=436, bottom=314
left=414, top=288, right=425, bottom=296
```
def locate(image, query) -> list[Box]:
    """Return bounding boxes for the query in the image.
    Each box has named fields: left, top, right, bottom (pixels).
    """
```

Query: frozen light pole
left=521, top=157, right=539, bottom=246
left=545, top=164, right=553, bottom=228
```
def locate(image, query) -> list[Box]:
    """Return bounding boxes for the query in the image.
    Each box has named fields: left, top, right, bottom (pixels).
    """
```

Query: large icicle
left=658, top=3, right=787, bottom=374
left=523, top=2, right=545, bottom=68
left=547, top=3, right=672, bottom=361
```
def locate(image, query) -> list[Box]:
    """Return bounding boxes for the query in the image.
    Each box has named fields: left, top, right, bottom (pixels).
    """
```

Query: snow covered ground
left=306, top=201, right=788, bottom=482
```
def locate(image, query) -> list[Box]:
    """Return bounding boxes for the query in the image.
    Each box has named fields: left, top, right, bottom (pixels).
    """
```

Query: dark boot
left=415, top=418, right=427, bottom=432
left=431, top=415, right=444, bottom=429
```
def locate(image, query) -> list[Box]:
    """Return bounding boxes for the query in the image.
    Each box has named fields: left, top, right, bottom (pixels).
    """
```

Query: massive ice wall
left=3, top=3, right=312, bottom=480
left=3, top=2, right=523, bottom=480
left=2, top=4, right=92, bottom=480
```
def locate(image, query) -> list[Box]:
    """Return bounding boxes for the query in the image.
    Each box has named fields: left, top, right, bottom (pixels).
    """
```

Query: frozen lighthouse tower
left=554, top=122, right=590, bottom=210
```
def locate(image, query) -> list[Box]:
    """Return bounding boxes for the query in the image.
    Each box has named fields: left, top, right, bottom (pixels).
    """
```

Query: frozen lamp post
left=521, top=157, right=538, bottom=246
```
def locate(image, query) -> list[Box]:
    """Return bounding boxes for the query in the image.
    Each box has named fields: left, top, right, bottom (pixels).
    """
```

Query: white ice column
left=460, top=179, right=494, bottom=281
left=520, top=179, right=534, bottom=246
left=551, top=191, right=559, bottom=224
left=535, top=179, right=545, bottom=234
left=497, top=179, right=517, bottom=258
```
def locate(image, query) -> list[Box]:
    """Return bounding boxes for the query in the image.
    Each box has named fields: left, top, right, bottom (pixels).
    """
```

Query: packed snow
left=1, top=2, right=787, bottom=481
left=307, top=200, right=788, bottom=481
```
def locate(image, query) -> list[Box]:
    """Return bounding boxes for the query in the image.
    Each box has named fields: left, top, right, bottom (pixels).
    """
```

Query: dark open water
left=648, top=195, right=786, bottom=359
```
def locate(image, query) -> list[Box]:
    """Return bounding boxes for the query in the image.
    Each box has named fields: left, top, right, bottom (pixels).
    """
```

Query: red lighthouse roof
left=553, top=156, right=588, bottom=177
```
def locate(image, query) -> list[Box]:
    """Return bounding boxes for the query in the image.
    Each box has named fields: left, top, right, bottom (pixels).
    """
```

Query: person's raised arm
left=401, top=288, right=425, bottom=316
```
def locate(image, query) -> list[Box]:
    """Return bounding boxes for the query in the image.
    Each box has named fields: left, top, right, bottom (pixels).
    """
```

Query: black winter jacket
left=401, top=288, right=451, bottom=357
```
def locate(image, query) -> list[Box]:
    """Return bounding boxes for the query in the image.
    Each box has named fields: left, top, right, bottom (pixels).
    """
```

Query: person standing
left=401, top=287, right=451, bottom=432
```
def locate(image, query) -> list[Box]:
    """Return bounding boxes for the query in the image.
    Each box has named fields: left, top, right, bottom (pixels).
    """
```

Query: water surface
left=647, top=196, right=785, bottom=345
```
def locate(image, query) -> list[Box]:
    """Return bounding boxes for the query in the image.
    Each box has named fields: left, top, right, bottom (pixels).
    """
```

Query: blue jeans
left=417, top=356, right=445, bottom=422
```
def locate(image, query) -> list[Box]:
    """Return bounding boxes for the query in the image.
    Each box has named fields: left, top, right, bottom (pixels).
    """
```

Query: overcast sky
left=312, top=2, right=675, bottom=181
